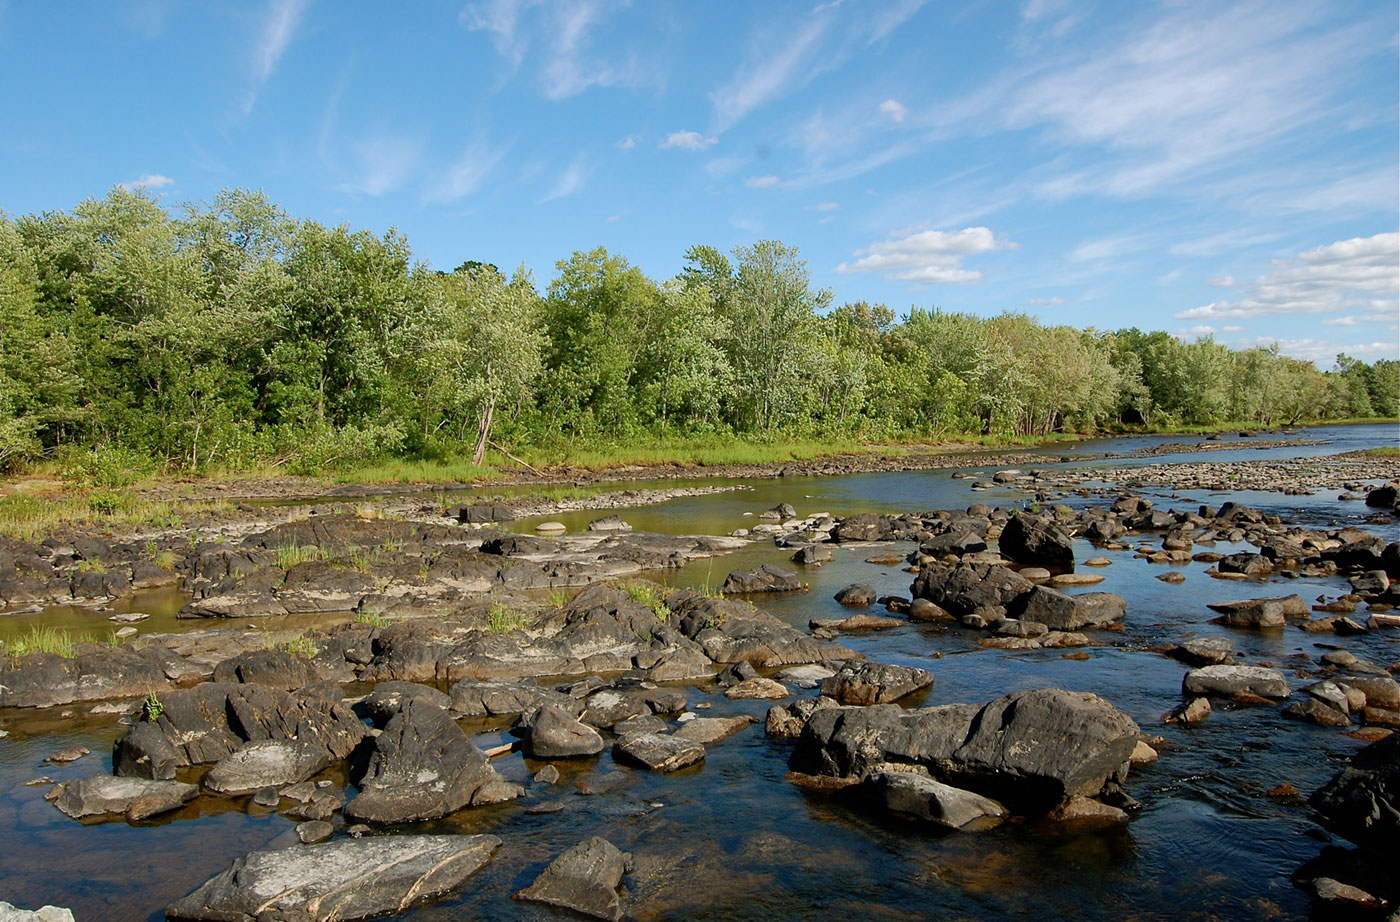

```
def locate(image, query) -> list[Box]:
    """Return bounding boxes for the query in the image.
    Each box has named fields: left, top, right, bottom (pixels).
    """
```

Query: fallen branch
left=488, top=439, right=542, bottom=476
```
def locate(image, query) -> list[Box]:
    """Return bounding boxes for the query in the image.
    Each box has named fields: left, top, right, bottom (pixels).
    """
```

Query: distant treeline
left=0, top=187, right=1395, bottom=473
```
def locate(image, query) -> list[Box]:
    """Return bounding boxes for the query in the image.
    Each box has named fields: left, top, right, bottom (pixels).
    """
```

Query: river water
left=0, top=424, right=1396, bottom=921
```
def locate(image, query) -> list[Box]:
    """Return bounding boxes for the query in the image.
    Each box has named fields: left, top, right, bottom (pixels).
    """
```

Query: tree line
left=0, top=187, right=1395, bottom=474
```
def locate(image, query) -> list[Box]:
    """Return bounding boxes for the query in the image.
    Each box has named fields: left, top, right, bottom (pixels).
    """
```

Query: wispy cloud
left=745, top=175, right=779, bottom=188
left=615, top=134, right=641, bottom=150
left=462, top=0, right=654, bottom=99
left=341, top=134, right=424, bottom=197
left=539, top=157, right=590, bottom=202
left=119, top=173, right=175, bottom=191
left=660, top=130, right=716, bottom=152
left=1027, top=296, right=1066, bottom=306
left=837, top=226, right=1014, bottom=284
left=808, top=201, right=840, bottom=211
left=1168, top=229, right=1282, bottom=259
left=712, top=17, right=829, bottom=132
left=242, top=0, right=309, bottom=116
left=1238, top=336, right=1397, bottom=366
left=1176, top=231, right=1399, bottom=322
left=877, top=99, right=908, bottom=123
left=426, top=138, right=511, bottom=203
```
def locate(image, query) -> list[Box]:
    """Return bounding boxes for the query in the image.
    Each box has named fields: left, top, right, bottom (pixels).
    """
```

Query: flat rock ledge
left=165, top=833, right=501, bottom=922
left=0, top=902, right=75, bottom=922
left=514, top=836, right=633, bottom=922
left=49, top=775, right=197, bottom=823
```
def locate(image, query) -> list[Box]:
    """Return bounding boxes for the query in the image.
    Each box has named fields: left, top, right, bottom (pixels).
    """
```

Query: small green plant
left=354, top=610, right=387, bottom=627
left=142, top=690, right=164, bottom=722
left=280, top=636, right=319, bottom=658
left=75, top=557, right=107, bottom=574
left=620, top=581, right=671, bottom=617
left=87, top=490, right=124, bottom=516
left=483, top=602, right=532, bottom=634
left=5, top=625, right=81, bottom=660
left=146, top=541, right=178, bottom=571
left=545, top=587, right=571, bottom=609
left=275, top=542, right=322, bottom=569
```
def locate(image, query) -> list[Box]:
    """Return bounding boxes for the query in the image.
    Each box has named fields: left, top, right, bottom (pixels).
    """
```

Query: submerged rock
left=721, top=565, right=803, bottom=594
left=820, top=661, right=933, bottom=706
left=859, top=771, right=1007, bottom=830
left=165, top=834, right=501, bottom=922
left=514, top=836, right=632, bottom=922
left=1181, top=665, right=1289, bottom=700
left=612, top=732, right=705, bottom=772
left=1309, top=733, right=1400, bottom=851
left=520, top=704, right=605, bottom=759
left=49, top=775, right=197, bottom=823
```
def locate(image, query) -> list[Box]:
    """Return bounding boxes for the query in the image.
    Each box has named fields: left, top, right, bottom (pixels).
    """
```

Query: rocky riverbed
left=1, top=438, right=1398, bottom=921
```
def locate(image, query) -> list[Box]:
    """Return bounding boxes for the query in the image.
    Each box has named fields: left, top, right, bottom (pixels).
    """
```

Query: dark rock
left=211, top=649, right=320, bottom=689
left=521, top=704, right=604, bottom=758
left=672, top=715, right=756, bottom=745
left=588, top=515, right=632, bottom=532
left=360, top=681, right=453, bottom=726
left=920, top=531, right=988, bottom=557
left=790, top=544, right=832, bottom=565
left=1167, top=636, right=1234, bottom=667
left=165, top=834, right=501, bottom=922
left=715, top=661, right=758, bottom=687
left=1284, top=698, right=1351, bottom=727
left=910, top=561, right=1034, bottom=616
left=514, top=836, right=632, bottom=922
left=344, top=699, right=518, bottom=824
left=721, top=565, right=803, bottom=594
left=448, top=677, right=582, bottom=719
left=821, top=661, right=934, bottom=706
left=1310, top=733, right=1400, bottom=851
left=1010, top=585, right=1125, bottom=630
left=1365, top=482, right=1399, bottom=511
left=1218, top=553, right=1272, bottom=577
left=833, top=584, right=877, bottom=607
left=204, top=740, right=331, bottom=795
left=113, top=720, right=182, bottom=780
left=999, top=512, right=1075, bottom=571
left=0, top=645, right=171, bottom=709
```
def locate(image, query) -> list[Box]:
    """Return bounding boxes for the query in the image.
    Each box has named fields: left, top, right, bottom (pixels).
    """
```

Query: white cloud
left=1177, top=325, right=1220, bottom=338
left=1207, top=276, right=1236, bottom=288
left=1239, top=336, right=1398, bottom=366
left=1026, top=296, right=1066, bottom=306
left=1069, top=234, right=1153, bottom=262
left=424, top=139, right=509, bottom=203
left=661, top=130, right=717, bottom=152
left=462, top=0, right=651, bottom=99
left=615, top=134, right=641, bottom=150
left=119, top=173, right=174, bottom=191
left=836, top=226, right=1013, bottom=285
left=745, top=175, right=779, bottom=188
left=539, top=158, right=589, bottom=202
left=1175, top=231, right=1399, bottom=322
left=605, top=214, right=621, bottom=223
left=1169, top=229, right=1282, bottom=258
left=878, top=98, right=908, bottom=123
left=711, top=18, right=830, bottom=132
left=809, top=201, right=840, bottom=211
left=243, top=0, right=309, bottom=116
left=341, top=135, right=424, bottom=197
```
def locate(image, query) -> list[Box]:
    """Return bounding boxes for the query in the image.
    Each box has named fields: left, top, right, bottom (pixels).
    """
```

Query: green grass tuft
left=5, top=625, right=82, bottom=660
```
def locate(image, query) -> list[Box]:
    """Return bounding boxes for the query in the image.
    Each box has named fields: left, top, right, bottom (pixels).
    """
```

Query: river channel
left=0, top=423, right=1396, bottom=921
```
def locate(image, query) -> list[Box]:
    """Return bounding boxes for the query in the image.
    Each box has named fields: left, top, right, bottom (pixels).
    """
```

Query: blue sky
left=1, top=0, right=1396, bottom=365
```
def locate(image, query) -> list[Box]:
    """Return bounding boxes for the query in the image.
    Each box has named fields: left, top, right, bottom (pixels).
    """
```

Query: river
left=0, top=423, right=1396, bottom=920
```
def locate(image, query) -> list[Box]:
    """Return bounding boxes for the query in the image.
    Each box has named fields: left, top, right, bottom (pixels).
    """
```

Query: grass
left=482, top=602, right=532, bottom=634
left=274, top=541, right=325, bottom=569
left=278, top=636, right=319, bottom=658
left=545, top=587, right=572, bottom=609
left=0, top=489, right=226, bottom=542
left=4, top=625, right=82, bottom=660
left=74, top=557, right=106, bottom=573
left=353, top=610, right=387, bottom=627
left=620, top=581, right=672, bottom=619
left=1357, top=446, right=1400, bottom=458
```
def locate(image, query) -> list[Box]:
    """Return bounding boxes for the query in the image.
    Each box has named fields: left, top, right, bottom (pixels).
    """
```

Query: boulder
left=723, top=677, right=790, bottom=700
left=998, top=512, right=1075, bottom=571
left=820, top=661, right=934, bottom=706
left=1208, top=599, right=1286, bottom=629
left=910, top=562, right=1034, bottom=616
left=112, top=720, right=182, bottom=780
left=720, top=565, right=803, bottom=594
left=165, top=834, right=501, bottom=922
left=359, top=681, right=452, bottom=725
left=1309, top=733, right=1400, bottom=851
left=514, top=837, right=632, bottom=922
left=791, top=688, right=1138, bottom=814
left=1181, top=665, right=1289, bottom=700
left=672, top=715, right=756, bottom=745
left=49, top=775, right=197, bottom=822
left=612, top=732, right=705, bottom=772
left=790, top=544, right=832, bottom=566
left=344, top=699, right=517, bottom=824
left=588, top=515, right=632, bottom=532
left=833, top=583, right=877, bottom=607
left=211, top=649, right=319, bottom=689
left=859, top=771, right=1006, bottom=830
left=204, top=740, right=331, bottom=795
left=0, top=903, right=75, bottom=922
left=1218, top=553, right=1272, bottom=577
left=1167, top=636, right=1235, bottom=667
left=521, top=704, right=605, bottom=758
left=1010, top=586, right=1125, bottom=630
left=448, top=678, right=581, bottom=719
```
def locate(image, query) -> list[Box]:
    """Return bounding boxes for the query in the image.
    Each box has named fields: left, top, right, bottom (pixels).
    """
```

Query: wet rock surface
left=514, top=836, right=632, bottom=921
left=165, top=834, right=501, bottom=922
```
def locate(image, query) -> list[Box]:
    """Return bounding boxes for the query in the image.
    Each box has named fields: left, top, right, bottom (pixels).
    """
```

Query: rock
left=910, top=561, right=1035, bottom=616
left=1048, top=572, right=1104, bottom=587
left=514, top=836, right=632, bottom=922
left=296, top=820, right=334, bottom=844
left=1208, top=599, right=1286, bottom=629
left=721, top=565, right=803, bottom=594
left=908, top=598, right=952, bottom=622
left=534, top=764, right=561, bottom=785
left=165, top=834, right=501, bottom=922
left=521, top=704, right=605, bottom=758
left=448, top=678, right=581, bottom=720
left=1164, top=697, right=1212, bottom=725
left=1182, top=665, right=1289, bottom=700
left=1337, top=675, right=1400, bottom=711
left=612, top=733, right=705, bottom=772
left=359, top=681, right=453, bottom=725
left=777, top=664, right=835, bottom=689
left=1010, top=586, right=1125, bottom=630
left=1167, top=636, right=1234, bottom=667
left=211, top=649, right=319, bottom=689
left=50, top=775, right=197, bottom=822
left=43, top=746, right=89, bottom=764
left=764, top=697, right=839, bottom=739
left=790, top=544, right=832, bottom=566
left=1218, top=553, right=1273, bottom=577
left=715, top=661, right=759, bottom=686
left=724, top=677, right=790, bottom=700
left=1044, top=794, right=1129, bottom=828
left=833, top=583, right=877, bottom=607
left=791, top=688, right=1139, bottom=814
left=112, top=719, right=184, bottom=780
left=1130, top=741, right=1158, bottom=767
left=0, top=645, right=173, bottom=709
left=860, top=771, right=1006, bottom=830
left=588, top=515, right=632, bottom=532
left=1365, top=482, right=1399, bottom=510
left=1284, top=698, right=1350, bottom=727
left=821, top=661, right=934, bottom=706
left=1310, top=733, right=1400, bottom=851
left=344, top=699, right=517, bottom=824
left=998, top=512, right=1075, bottom=571
left=205, top=740, right=331, bottom=795
left=760, top=503, right=797, bottom=520
left=672, top=715, right=756, bottom=745
left=0, top=903, right=75, bottom=922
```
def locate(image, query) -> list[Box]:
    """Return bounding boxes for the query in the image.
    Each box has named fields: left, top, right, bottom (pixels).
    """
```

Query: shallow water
left=0, top=423, right=1397, bottom=920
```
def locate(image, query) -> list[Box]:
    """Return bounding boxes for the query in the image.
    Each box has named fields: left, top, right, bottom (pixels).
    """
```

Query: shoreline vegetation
left=1, top=187, right=1396, bottom=540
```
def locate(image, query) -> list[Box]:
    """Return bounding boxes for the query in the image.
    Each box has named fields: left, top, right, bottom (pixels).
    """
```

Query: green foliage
left=5, top=625, right=80, bottom=660
left=620, top=581, right=672, bottom=618
left=142, top=690, right=164, bottom=722
left=353, top=610, right=387, bottom=627
left=0, top=187, right=1391, bottom=477
left=278, top=636, right=319, bottom=657
left=274, top=542, right=323, bottom=569
left=482, top=602, right=532, bottom=633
